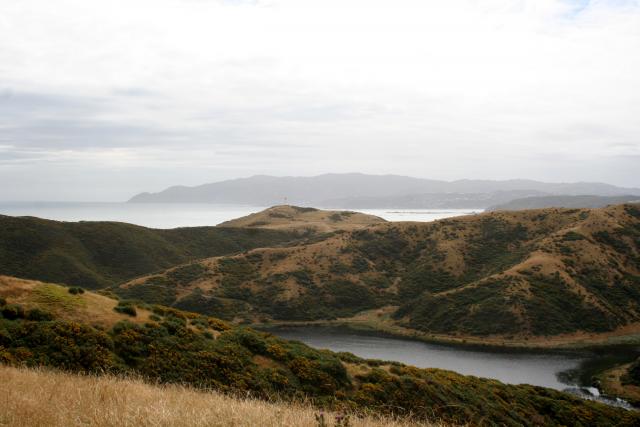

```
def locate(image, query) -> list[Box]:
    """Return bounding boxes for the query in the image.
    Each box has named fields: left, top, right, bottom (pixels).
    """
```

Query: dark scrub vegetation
left=0, top=299, right=637, bottom=426
left=0, top=215, right=301, bottom=289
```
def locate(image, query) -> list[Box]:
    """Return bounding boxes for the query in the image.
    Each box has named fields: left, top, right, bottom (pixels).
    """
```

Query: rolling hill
left=1, top=275, right=637, bottom=426
left=0, top=215, right=301, bottom=289
left=117, top=204, right=640, bottom=346
left=218, top=205, right=386, bottom=232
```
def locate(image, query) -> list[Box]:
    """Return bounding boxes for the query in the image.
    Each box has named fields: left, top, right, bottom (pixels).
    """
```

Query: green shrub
left=624, top=357, right=640, bottom=386
left=292, top=206, right=318, bottom=213
left=562, top=231, right=585, bottom=241
left=68, top=287, right=85, bottom=295
left=114, top=303, right=137, bottom=317
left=1, top=304, right=25, bottom=320
left=26, top=308, right=54, bottom=321
left=190, top=317, right=208, bottom=330
left=329, top=213, right=343, bottom=222
left=115, top=278, right=177, bottom=306
left=0, top=296, right=6, bottom=307
left=167, top=263, right=207, bottom=285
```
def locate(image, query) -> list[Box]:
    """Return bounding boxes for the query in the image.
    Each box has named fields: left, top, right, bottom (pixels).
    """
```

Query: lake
left=0, top=202, right=481, bottom=228
left=267, top=326, right=640, bottom=407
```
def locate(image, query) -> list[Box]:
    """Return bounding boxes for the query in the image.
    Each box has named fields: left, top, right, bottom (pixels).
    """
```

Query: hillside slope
left=118, top=204, right=640, bottom=344
left=0, top=215, right=301, bottom=289
left=1, top=276, right=637, bottom=426
left=488, top=195, right=640, bottom=211
left=218, top=205, right=386, bottom=232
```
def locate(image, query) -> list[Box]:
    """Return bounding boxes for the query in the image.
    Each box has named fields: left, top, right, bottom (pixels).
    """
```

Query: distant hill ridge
left=488, top=195, right=640, bottom=211
left=128, top=173, right=640, bottom=208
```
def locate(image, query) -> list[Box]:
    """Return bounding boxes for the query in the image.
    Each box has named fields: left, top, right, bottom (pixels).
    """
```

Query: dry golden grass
left=0, top=365, right=447, bottom=427
left=218, top=205, right=386, bottom=233
left=0, top=276, right=153, bottom=328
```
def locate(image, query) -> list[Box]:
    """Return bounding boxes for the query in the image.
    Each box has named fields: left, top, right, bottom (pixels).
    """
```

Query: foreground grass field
left=0, top=365, right=445, bottom=427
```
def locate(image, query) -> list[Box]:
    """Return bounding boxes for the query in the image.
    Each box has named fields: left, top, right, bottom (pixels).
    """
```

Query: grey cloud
left=0, top=149, right=47, bottom=163
left=0, top=90, right=106, bottom=120
left=1, top=119, right=180, bottom=149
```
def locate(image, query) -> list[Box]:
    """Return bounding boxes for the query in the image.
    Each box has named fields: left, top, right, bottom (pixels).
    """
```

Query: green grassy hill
left=0, top=215, right=302, bottom=289
left=0, top=276, right=637, bottom=426
left=118, top=204, right=640, bottom=344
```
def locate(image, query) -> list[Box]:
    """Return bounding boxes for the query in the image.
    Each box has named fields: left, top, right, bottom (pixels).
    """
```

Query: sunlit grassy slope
left=0, top=365, right=444, bottom=427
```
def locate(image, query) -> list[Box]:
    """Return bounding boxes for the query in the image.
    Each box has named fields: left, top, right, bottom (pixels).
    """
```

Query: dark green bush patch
left=167, top=263, right=207, bottom=286
left=0, top=215, right=301, bottom=289
left=26, top=308, right=54, bottom=321
left=113, top=302, right=137, bottom=317
left=1, top=304, right=25, bottom=320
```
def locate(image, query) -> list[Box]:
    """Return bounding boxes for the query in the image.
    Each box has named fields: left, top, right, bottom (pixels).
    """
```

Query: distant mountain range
left=128, top=173, right=640, bottom=208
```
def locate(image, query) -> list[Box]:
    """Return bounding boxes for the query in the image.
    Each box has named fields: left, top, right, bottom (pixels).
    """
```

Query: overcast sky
left=1, top=0, right=639, bottom=201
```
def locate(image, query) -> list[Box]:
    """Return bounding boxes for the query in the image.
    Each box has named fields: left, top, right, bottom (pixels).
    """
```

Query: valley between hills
left=115, top=204, right=640, bottom=348
left=2, top=203, right=640, bottom=425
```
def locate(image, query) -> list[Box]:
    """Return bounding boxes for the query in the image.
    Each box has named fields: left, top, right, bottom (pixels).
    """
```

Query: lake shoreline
left=258, top=323, right=640, bottom=408
left=254, top=317, right=640, bottom=352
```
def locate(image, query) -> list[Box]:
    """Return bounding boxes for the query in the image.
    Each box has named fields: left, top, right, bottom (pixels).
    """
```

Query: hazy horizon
left=2, top=172, right=640, bottom=203
left=2, top=0, right=639, bottom=201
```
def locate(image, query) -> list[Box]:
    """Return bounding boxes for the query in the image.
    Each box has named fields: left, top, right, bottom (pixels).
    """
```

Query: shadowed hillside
left=1, top=276, right=637, bottom=426
left=118, top=204, right=640, bottom=345
left=0, top=215, right=302, bottom=289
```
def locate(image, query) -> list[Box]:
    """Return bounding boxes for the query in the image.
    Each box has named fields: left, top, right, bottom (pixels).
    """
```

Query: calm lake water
left=267, top=326, right=640, bottom=406
left=0, top=202, right=480, bottom=228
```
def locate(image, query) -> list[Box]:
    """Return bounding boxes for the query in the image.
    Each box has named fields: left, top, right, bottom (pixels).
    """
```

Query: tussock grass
left=31, top=283, right=86, bottom=310
left=0, top=365, right=446, bottom=427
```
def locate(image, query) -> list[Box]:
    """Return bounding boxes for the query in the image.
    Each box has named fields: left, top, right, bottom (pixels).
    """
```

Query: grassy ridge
left=0, top=215, right=301, bottom=289
left=218, top=205, right=386, bottom=232
left=0, top=278, right=638, bottom=426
